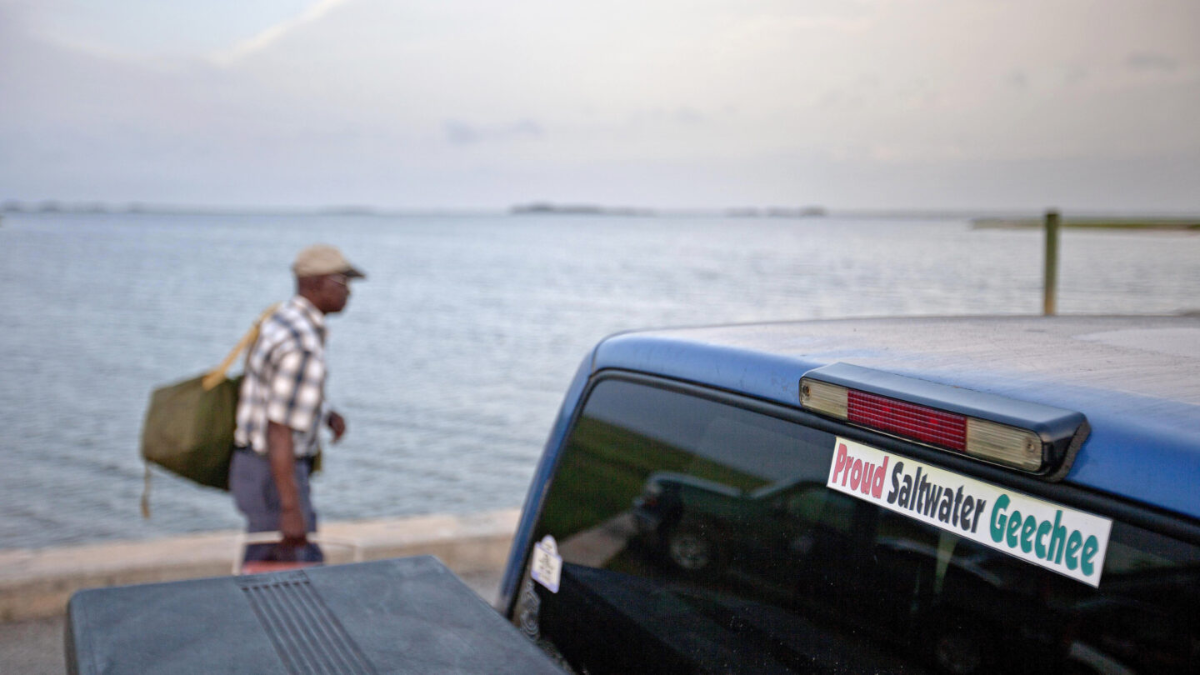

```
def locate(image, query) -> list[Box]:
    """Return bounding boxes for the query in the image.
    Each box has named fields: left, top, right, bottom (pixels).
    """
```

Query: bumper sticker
left=531, top=535, right=562, bottom=593
left=828, top=437, right=1113, bottom=587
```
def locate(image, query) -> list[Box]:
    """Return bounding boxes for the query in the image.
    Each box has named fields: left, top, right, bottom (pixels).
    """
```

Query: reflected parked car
left=632, top=473, right=1072, bottom=673
left=1065, top=567, right=1200, bottom=674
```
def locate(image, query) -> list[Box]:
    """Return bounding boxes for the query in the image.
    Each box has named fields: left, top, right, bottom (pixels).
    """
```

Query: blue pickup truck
left=499, top=316, right=1199, bottom=674
left=69, top=315, right=1198, bottom=674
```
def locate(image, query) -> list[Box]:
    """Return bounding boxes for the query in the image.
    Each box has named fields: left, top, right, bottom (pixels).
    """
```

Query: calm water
left=1, top=213, right=1197, bottom=550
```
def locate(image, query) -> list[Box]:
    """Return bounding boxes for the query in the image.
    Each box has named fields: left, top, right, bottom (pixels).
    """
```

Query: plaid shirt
left=234, top=296, right=328, bottom=457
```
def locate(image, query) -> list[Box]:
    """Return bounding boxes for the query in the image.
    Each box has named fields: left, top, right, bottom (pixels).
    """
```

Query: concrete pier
left=0, top=508, right=519, bottom=623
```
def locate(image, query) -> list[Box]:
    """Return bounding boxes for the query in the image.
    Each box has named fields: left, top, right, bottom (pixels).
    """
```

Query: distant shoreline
left=4, top=201, right=1199, bottom=225
left=972, top=218, right=1200, bottom=231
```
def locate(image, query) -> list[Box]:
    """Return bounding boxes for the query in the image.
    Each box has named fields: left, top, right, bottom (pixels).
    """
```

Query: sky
left=1, top=0, right=1198, bottom=211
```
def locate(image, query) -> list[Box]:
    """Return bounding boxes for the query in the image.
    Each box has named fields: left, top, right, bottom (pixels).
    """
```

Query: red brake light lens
left=847, top=389, right=967, bottom=452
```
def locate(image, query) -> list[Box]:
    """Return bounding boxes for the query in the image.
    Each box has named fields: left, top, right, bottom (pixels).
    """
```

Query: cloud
left=444, top=119, right=544, bottom=145
left=209, top=0, right=352, bottom=66
left=1063, top=66, right=1089, bottom=86
left=675, top=107, right=704, bottom=125
left=1126, top=51, right=1179, bottom=73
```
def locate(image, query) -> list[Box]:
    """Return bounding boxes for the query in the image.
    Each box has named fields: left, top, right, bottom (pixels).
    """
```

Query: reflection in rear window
left=516, top=379, right=1200, bottom=674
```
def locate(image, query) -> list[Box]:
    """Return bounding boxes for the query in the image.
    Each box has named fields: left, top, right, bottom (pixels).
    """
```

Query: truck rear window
left=516, top=378, right=1200, bottom=674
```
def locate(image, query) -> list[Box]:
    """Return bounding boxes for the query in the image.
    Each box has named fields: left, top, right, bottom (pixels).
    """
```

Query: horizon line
left=4, top=200, right=1198, bottom=220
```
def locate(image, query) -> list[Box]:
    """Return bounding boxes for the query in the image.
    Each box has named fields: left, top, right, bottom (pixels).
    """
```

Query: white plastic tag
left=828, top=437, right=1113, bottom=587
left=530, top=535, right=562, bottom=593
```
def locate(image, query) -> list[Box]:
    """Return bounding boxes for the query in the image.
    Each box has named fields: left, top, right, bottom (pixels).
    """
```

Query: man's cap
left=292, top=244, right=366, bottom=279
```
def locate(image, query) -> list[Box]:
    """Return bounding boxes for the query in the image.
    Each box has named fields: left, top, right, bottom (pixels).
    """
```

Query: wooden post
left=1043, top=209, right=1060, bottom=316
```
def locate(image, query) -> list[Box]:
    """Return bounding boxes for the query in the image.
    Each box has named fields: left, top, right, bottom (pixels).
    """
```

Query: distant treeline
left=510, top=202, right=828, bottom=218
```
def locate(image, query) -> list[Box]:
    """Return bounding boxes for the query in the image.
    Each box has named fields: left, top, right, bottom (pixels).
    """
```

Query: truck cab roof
left=590, top=315, right=1200, bottom=520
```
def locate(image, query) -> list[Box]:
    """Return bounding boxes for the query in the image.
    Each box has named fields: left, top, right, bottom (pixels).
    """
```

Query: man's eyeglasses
left=327, top=274, right=350, bottom=288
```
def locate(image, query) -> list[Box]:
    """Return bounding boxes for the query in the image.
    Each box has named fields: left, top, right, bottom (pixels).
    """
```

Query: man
left=231, top=244, right=365, bottom=563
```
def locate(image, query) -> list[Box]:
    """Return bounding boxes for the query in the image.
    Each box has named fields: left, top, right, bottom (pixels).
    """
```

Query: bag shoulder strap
left=201, top=303, right=281, bottom=391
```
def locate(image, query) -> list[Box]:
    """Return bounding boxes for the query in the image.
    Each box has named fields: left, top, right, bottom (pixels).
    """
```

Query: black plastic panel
left=67, top=556, right=563, bottom=675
